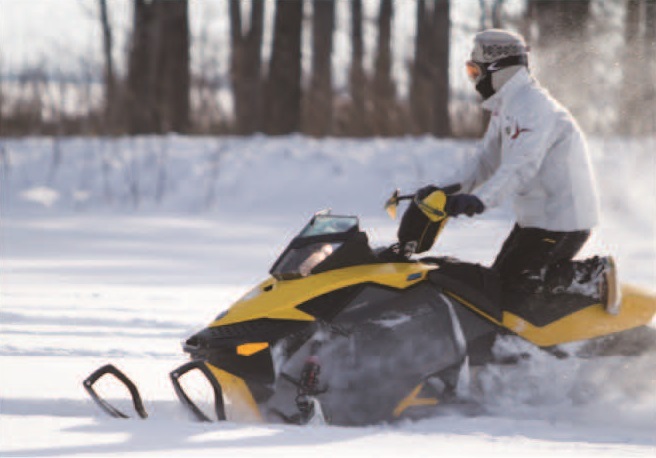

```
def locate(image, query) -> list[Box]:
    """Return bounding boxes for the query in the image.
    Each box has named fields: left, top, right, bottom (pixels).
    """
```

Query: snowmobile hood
left=210, top=262, right=436, bottom=327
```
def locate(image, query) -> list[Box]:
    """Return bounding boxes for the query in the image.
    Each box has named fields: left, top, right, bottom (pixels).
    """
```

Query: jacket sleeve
left=473, top=107, right=557, bottom=209
left=460, top=114, right=502, bottom=194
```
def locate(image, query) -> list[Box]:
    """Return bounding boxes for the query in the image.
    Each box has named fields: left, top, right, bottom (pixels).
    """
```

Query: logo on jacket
left=509, top=122, right=531, bottom=139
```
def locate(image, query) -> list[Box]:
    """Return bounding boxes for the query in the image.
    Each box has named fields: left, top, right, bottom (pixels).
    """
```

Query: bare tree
left=98, top=0, right=116, bottom=132
left=126, top=0, right=157, bottom=133
left=264, top=0, right=303, bottom=135
left=229, top=0, right=264, bottom=135
left=526, top=0, right=591, bottom=45
left=410, top=0, right=451, bottom=137
left=647, top=0, right=656, bottom=133
left=158, top=0, right=190, bottom=133
left=620, top=0, right=655, bottom=134
left=0, top=56, right=4, bottom=136
left=372, top=0, right=397, bottom=135
left=126, top=0, right=190, bottom=134
left=348, top=0, right=367, bottom=135
left=647, top=0, right=656, bottom=43
left=491, top=0, right=505, bottom=28
left=410, top=0, right=432, bottom=134
left=305, top=0, right=336, bottom=137
left=432, top=0, right=451, bottom=137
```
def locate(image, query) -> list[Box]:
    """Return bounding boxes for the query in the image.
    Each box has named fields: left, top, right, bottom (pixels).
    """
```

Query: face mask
left=475, top=73, right=495, bottom=100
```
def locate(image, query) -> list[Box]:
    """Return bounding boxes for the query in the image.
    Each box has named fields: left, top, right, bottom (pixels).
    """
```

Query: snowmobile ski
left=83, top=364, right=148, bottom=419
left=170, top=360, right=227, bottom=422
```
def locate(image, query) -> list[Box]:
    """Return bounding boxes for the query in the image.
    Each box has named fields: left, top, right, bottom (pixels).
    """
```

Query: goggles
left=465, top=54, right=528, bottom=83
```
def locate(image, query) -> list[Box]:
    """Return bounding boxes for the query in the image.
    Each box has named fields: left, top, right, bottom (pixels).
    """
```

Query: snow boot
left=545, top=255, right=621, bottom=314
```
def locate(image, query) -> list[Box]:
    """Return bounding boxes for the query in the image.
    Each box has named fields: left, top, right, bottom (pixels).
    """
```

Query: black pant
left=492, top=224, right=591, bottom=293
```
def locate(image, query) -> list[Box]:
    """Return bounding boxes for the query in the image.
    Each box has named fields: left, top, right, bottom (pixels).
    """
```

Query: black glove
left=445, top=194, right=485, bottom=217
left=415, top=185, right=440, bottom=200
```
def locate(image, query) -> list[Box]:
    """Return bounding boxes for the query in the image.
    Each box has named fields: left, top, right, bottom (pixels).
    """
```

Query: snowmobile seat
left=425, top=258, right=600, bottom=328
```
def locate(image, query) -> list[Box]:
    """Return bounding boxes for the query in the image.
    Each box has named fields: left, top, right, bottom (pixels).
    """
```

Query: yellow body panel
left=211, top=263, right=435, bottom=327
left=393, top=382, right=439, bottom=417
left=206, top=362, right=263, bottom=422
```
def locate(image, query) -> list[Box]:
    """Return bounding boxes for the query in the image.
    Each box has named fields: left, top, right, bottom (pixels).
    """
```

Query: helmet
left=466, top=29, right=529, bottom=99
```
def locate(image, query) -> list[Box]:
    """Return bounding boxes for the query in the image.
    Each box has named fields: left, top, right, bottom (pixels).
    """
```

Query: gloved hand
left=445, top=194, right=485, bottom=217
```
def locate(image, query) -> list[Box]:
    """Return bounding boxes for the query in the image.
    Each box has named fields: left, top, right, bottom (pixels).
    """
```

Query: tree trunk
left=620, top=0, right=643, bottom=134
left=264, top=0, right=303, bottom=135
left=306, top=0, right=336, bottom=136
left=620, top=0, right=655, bottom=134
left=98, top=0, right=116, bottom=131
left=158, top=0, right=190, bottom=133
left=646, top=0, right=656, bottom=134
left=126, top=0, right=190, bottom=134
left=410, top=0, right=431, bottom=134
left=230, top=0, right=264, bottom=134
left=491, top=0, right=505, bottom=29
left=373, top=0, right=395, bottom=134
left=127, top=0, right=158, bottom=134
left=432, top=0, right=451, bottom=137
left=349, top=0, right=366, bottom=135
left=647, top=0, right=656, bottom=43
left=527, top=0, right=591, bottom=46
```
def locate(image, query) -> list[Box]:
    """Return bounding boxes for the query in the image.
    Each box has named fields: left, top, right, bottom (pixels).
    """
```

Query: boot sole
left=603, top=256, right=622, bottom=315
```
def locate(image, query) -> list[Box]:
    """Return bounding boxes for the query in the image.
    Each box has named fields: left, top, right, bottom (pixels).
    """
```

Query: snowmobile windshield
left=270, top=214, right=368, bottom=280
left=271, top=242, right=344, bottom=280
left=298, top=215, right=359, bottom=237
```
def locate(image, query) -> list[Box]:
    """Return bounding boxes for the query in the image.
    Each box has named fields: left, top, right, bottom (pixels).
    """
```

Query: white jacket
left=461, top=68, right=600, bottom=232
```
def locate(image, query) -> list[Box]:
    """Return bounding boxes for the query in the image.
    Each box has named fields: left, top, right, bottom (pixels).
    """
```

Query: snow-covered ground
left=1, top=135, right=655, bottom=457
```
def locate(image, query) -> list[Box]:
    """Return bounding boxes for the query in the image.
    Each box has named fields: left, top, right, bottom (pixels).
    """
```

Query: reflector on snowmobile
left=83, top=364, right=147, bottom=419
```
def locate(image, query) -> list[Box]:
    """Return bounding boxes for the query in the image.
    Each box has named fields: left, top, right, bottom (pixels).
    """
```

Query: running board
left=83, top=364, right=148, bottom=419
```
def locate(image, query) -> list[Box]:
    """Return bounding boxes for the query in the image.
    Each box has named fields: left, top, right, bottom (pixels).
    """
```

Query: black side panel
left=297, top=284, right=364, bottom=321
left=450, top=303, right=499, bottom=365
left=186, top=319, right=310, bottom=348
left=266, top=283, right=468, bottom=426
left=428, top=262, right=503, bottom=321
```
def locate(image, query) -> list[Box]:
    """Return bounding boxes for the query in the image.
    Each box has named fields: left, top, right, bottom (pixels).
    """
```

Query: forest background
left=0, top=0, right=654, bottom=139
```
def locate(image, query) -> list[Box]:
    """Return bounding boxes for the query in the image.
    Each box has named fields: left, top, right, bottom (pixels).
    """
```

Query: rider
left=401, top=29, right=619, bottom=312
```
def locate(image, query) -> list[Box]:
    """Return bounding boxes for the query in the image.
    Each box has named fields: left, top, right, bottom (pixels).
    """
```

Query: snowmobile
left=84, top=187, right=656, bottom=426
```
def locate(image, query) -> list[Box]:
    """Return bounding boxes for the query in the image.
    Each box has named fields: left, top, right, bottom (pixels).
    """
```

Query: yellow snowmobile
left=84, top=188, right=656, bottom=425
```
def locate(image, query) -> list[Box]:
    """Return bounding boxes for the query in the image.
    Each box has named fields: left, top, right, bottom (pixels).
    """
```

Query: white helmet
left=471, top=29, right=528, bottom=63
